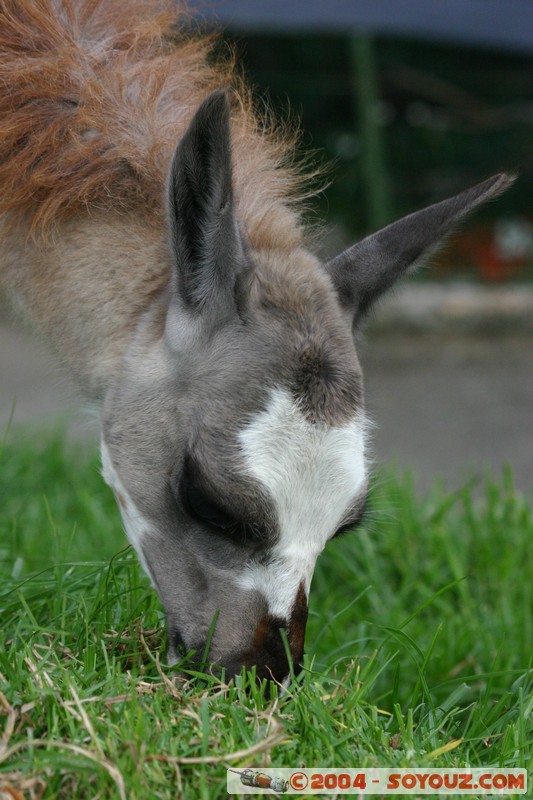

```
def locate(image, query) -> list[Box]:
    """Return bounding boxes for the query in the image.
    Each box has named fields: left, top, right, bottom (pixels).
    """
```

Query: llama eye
left=179, top=461, right=237, bottom=532
left=331, top=494, right=369, bottom=539
left=332, top=519, right=358, bottom=538
left=184, top=483, right=236, bottom=531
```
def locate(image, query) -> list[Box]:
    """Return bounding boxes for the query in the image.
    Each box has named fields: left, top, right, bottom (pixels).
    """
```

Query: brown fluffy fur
left=0, top=0, right=313, bottom=248
left=0, top=0, right=331, bottom=398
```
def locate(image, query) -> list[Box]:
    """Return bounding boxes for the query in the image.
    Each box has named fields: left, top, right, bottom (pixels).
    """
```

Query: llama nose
left=224, top=623, right=303, bottom=684
left=229, top=582, right=309, bottom=683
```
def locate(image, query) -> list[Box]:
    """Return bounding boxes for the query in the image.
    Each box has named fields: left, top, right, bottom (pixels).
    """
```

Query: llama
left=0, top=0, right=513, bottom=682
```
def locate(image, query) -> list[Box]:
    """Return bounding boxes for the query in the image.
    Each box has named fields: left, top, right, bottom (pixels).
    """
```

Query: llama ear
left=167, top=90, right=245, bottom=314
left=326, top=173, right=514, bottom=324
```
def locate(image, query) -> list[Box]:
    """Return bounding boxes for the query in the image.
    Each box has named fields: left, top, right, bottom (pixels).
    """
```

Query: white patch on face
left=237, top=388, right=367, bottom=618
left=100, top=439, right=154, bottom=585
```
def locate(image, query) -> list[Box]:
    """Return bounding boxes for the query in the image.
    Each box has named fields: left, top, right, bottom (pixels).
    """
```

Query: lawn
left=0, top=433, right=531, bottom=798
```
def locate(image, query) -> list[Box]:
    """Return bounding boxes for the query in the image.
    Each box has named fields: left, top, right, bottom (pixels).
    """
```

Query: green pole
left=349, top=34, right=393, bottom=231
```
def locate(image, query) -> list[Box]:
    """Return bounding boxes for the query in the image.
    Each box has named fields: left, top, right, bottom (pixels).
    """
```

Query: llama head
left=101, top=91, right=512, bottom=683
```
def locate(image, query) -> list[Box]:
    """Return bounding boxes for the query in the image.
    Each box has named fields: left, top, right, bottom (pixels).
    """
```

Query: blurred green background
left=218, top=31, right=533, bottom=282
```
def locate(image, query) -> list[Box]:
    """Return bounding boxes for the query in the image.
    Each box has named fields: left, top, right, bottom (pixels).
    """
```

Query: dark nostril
left=288, top=583, right=308, bottom=665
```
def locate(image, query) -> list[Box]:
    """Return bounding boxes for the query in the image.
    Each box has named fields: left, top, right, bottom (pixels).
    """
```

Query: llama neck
left=1, top=212, right=170, bottom=400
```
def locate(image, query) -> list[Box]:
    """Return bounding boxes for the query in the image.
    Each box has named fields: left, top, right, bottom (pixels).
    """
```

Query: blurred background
left=1, top=0, right=532, bottom=491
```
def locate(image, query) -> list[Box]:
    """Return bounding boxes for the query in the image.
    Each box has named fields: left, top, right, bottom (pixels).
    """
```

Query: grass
left=0, top=432, right=531, bottom=798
